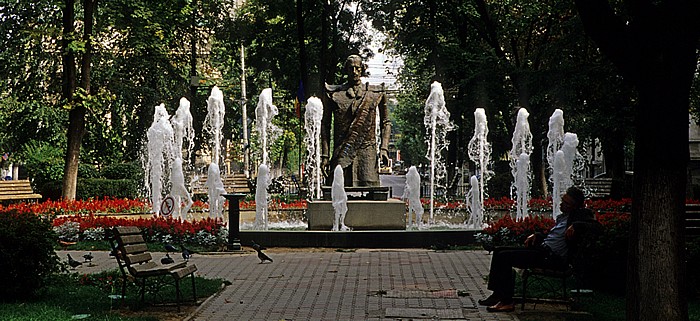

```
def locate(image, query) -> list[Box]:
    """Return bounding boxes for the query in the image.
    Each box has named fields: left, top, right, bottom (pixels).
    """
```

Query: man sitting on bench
left=478, top=186, right=600, bottom=312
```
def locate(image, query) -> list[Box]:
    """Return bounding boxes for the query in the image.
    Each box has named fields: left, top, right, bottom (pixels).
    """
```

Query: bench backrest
left=686, top=204, right=700, bottom=237
left=584, top=178, right=613, bottom=199
left=107, top=226, right=158, bottom=275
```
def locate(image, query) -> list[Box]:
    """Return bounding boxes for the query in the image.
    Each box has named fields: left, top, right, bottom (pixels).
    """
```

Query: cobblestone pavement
left=60, top=249, right=519, bottom=321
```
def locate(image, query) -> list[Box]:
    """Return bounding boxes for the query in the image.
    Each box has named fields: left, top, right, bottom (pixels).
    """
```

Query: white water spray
left=172, top=97, right=195, bottom=163
left=510, top=108, right=533, bottom=220
left=255, top=88, right=280, bottom=165
left=546, top=109, right=565, bottom=171
left=255, top=163, right=270, bottom=230
left=331, top=165, right=349, bottom=231
left=466, top=175, right=483, bottom=229
left=424, top=81, right=454, bottom=223
left=515, top=153, right=531, bottom=220
left=170, top=157, right=193, bottom=220
left=403, top=166, right=424, bottom=230
left=204, top=86, right=225, bottom=165
left=146, top=104, right=174, bottom=215
left=467, top=108, right=492, bottom=217
left=552, top=150, right=566, bottom=218
left=304, top=97, right=324, bottom=199
left=206, top=163, right=226, bottom=220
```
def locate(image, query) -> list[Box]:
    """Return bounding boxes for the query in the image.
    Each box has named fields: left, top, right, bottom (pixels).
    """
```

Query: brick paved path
left=61, top=249, right=519, bottom=321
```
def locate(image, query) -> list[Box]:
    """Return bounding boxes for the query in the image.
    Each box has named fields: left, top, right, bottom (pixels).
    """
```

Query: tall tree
left=574, top=1, right=699, bottom=320
left=62, top=0, right=97, bottom=200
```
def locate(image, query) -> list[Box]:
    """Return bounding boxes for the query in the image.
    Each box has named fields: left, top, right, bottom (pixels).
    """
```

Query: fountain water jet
left=552, top=150, right=566, bottom=218
left=172, top=97, right=195, bottom=163
left=546, top=109, right=565, bottom=172
left=510, top=108, right=533, bottom=220
left=146, top=104, right=174, bottom=215
left=204, top=86, right=225, bottom=165
left=255, top=88, right=280, bottom=166
left=424, top=81, right=454, bottom=223
left=467, top=108, right=492, bottom=218
left=304, top=97, right=324, bottom=199
left=255, top=163, right=270, bottom=230
left=514, top=153, right=531, bottom=220
left=206, top=163, right=226, bottom=219
left=403, top=166, right=424, bottom=230
left=466, top=175, right=483, bottom=229
left=170, top=157, right=193, bottom=220
left=331, top=165, right=349, bottom=231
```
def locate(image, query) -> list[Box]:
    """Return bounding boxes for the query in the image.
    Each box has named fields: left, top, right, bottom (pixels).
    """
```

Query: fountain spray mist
left=403, top=166, right=424, bottom=230
left=146, top=104, right=174, bottom=215
left=467, top=108, right=492, bottom=220
left=255, top=163, right=270, bottom=230
left=304, top=97, right=324, bottom=199
left=424, top=81, right=454, bottom=223
left=204, top=86, right=225, bottom=165
left=510, top=108, right=532, bottom=220
left=255, top=88, right=280, bottom=166
left=331, top=165, right=349, bottom=231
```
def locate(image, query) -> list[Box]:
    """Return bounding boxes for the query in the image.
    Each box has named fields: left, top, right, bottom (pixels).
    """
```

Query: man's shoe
left=486, top=301, right=515, bottom=312
left=477, top=294, right=501, bottom=306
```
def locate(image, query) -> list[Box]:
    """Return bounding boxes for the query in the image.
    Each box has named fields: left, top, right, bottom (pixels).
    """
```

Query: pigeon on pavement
left=161, top=253, right=175, bottom=265
left=83, top=252, right=93, bottom=263
left=164, top=243, right=178, bottom=253
left=256, top=249, right=273, bottom=264
left=182, top=247, right=192, bottom=261
left=67, top=254, right=82, bottom=269
left=251, top=240, right=266, bottom=251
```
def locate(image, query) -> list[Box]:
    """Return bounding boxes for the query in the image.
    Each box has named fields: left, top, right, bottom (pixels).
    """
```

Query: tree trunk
left=62, top=0, right=96, bottom=200
left=61, top=0, right=76, bottom=198
left=575, top=1, right=698, bottom=320
left=629, top=84, right=688, bottom=321
left=296, top=0, right=308, bottom=99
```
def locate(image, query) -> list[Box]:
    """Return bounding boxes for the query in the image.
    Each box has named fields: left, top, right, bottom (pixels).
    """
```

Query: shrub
left=41, top=178, right=141, bottom=200
left=100, top=162, right=144, bottom=181
left=78, top=163, right=99, bottom=179
left=18, top=140, right=64, bottom=190
left=0, top=210, right=61, bottom=300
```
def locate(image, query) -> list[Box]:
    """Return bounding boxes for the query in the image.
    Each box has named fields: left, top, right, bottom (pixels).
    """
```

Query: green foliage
left=43, top=178, right=141, bottom=200
left=0, top=270, right=223, bottom=320
left=19, top=140, right=65, bottom=189
left=0, top=210, right=61, bottom=301
left=100, top=162, right=144, bottom=181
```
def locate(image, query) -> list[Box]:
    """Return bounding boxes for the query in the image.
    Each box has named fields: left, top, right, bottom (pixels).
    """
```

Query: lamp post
left=222, top=193, right=246, bottom=251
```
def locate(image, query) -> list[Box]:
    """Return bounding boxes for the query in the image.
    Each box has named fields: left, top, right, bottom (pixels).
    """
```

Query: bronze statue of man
left=321, top=54, right=391, bottom=186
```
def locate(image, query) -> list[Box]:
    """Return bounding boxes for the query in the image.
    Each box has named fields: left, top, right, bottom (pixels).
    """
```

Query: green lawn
left=516, top=276, right=700, bottom=321
left=0, top=270, right=224, bottom=321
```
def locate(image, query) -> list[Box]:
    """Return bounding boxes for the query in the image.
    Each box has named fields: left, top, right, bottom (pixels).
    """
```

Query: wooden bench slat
left=0, top=179, right=42, bottom=201
left=125, top=252, right=153, bottom=266
left=123, top=243, right=149, bottom=254
left=114, top=226, right=143, bottom=235
left=118, top=234, right=146, bottom=245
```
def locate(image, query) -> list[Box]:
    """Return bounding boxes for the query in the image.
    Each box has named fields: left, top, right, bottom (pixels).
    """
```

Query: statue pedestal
left=321, top=186, right=390, bottom=201
left=307, top=199, right=406, bottom=230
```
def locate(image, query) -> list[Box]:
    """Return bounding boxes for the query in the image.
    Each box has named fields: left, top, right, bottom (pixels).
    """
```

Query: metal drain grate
left=382, top=289, right=462, bottom=298
left=385, top=307, right=465, bottom=319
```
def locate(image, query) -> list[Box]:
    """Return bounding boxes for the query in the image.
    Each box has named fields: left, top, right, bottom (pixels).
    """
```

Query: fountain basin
left=307, top=199, right=406, bottom=230
left=240, top=229, right=477, bottom=248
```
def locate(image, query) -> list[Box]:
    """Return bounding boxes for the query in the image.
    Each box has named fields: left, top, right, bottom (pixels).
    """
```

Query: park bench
left=191, top=173, right=252, bottom=197
left=584, top=177, right=613, bottom=199
left=519, top=222, right=601, bottom=310
left=106, top=226, right=198, bottom=311
left=685, top=203, right=700, bottom=237
left=0, top=179, right=42, bottom=202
